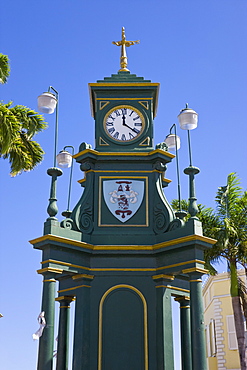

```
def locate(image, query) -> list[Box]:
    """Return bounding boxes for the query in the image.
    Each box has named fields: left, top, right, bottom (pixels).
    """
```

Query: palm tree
left=171, top=173, right=247, bottom=369
left=0, top=54, right=47, bottom=176
left=0, top=53, right=10, bottom=84
left=0, top=102, right=47, bottom=176
left=209, top=174, right=247, bottom=369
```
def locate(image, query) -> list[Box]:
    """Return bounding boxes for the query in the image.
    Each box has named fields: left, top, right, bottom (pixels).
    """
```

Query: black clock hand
left=122, top=114, right=139, bottom=133
left=122, top=122, right=138, bottom=133
left=122, top=114, right=126, bottom=125
left=122, top=116, right=136, bottom=132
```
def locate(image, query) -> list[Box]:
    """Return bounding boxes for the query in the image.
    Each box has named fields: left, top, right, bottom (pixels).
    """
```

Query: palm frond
left=0, top=102, right=20, bottom=154
left=5, top=135, right=45, bottom=176
left=0, top=101, right=47, bottom=175
left=9, top=105, right=47, bottom=138
left=238, top=275, right=247, bottom=322
left=0, top=54, right=10, bottom=84
left=216, top=173, right=242, bottom=219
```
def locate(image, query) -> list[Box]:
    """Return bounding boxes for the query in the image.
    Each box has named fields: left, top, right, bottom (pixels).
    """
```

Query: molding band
left=37, top=267, right=63, bottom=275
left=58, top=285, right=91, bottom=293
left=182, top=267, right=208, bottom=275
left=155, top=285, right=190, bottom=293
left=152, top=274, right=175, bottom=281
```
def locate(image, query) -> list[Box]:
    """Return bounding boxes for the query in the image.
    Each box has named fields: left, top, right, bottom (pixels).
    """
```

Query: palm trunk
left=230, top=262, right=247, bottom=370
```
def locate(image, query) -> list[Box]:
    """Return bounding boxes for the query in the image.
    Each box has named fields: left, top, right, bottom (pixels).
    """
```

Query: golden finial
left=112, top=27, right=140, bottom=72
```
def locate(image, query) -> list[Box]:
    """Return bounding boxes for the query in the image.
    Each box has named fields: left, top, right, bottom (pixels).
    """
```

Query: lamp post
left=178, top=104, right=199, bottom=219
left=38, top=86, right=62, bottom=220
left=164, top=124, right=187, bottom=220
left=56, top=146, right=75, bottom=218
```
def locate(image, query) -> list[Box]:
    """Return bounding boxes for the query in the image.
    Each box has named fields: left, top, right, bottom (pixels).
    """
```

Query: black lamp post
left=37, top=87, right=63, bottom=220
left=178, top=103, right=200, bottom=219
left=164, top=124, right=187, bottom=220
left=56, top=146, right=75, bottom=218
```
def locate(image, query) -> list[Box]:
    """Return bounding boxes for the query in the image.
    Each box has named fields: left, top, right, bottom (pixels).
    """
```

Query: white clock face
left=104, top=105, right=145, bottom=142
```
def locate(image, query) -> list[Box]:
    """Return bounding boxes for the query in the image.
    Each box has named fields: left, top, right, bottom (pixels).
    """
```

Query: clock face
left=104, top=105, right=145, bottom=142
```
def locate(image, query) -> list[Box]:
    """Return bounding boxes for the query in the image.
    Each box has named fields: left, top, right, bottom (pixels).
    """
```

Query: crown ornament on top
left=112, top=27, right=140, bottom=72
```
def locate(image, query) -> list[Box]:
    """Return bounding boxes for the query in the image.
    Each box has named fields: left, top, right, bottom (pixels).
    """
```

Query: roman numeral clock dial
left=104, top=105, right=145, bottom=142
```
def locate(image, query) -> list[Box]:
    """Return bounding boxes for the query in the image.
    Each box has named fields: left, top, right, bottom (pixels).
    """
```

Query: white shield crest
left=103, top=180, right=144, bottom=223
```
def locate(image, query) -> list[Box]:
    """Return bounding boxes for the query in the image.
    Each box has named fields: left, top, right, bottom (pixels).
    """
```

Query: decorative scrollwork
left=153, top=161, right=167, bottom=172
left=80, top=161, right=92, bottom=171
left=168, top=218, right=184, bottom=231
left=79, top=204, right=94, bottom=234
left=60, top=218, right=74, bottom=230
left=153, top=204, right=169, bottom=234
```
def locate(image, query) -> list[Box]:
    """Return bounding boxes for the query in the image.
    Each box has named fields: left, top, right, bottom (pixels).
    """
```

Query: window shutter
left=209, top=319, right=216, bottom=356
left=205, top=325, right=211, bottom=357
left=227, top=315, right=238, bottom=350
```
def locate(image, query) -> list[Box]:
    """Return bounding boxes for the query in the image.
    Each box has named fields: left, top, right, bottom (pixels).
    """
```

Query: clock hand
left=122, top=114, right=126, bottom=125
left=122, top=121, right=136, bottom=131
left=122, top=114, right=139, bottom=133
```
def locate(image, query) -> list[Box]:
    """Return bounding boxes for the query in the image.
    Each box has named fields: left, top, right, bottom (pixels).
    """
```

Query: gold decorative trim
left=99, top=137, right=109, bottom=146
left=182, top=267, right=208, bottom=275
left=155, top=285, right=190, bottom=294
left=72, top=273, right=94, bottom=280
left=180, top=305, right=190, bottom=309
left=156, top=259, right=205, bottom=271
left=98, top=176, right=149, bottom=227
left=174, top=296, right=190, bottom=303
left=94, top=245, right=153, bottom=250
left=152, top=274, right=175, bottom=281
left=138, top=101, right=149, bottom=110
left=99, top=101, right=110, bottom=110
left=139, top=137, right=150, bottom=146
left=189, top=279, right=202, bottom=282
left=32, top=234, right=215, bottom=252
left=98, top=284, right=148, bottom=370
left=78, top=177, right=86, bottom=184
left=83, top=169, right=163, bottom=174
left=55, top=296, right=75, bottom=302
left=92, top=267, right=155, bottom=272
left=37, top=267, right=63, bottom=275
left=60, top=305, right=70, bottom=308
left=89, top=84, right=159, bottom=118
left=153, top=235, right=216, bottom=250
left=73, top=148, right=175, bottom=159
left=43, top=279, right=56, bottom=282
left=39, top=258, right=204, bottom=274
left=162, top=175, right=172, bottom=184
left=96, top=97, right=153, bottom=101
left=30, top=234, right=94, bottom=250
left=41, top=258, right=90, bottom=271
left=58, top=285, right=91, bottom=293
left=89, top=82, right=160, bottom=87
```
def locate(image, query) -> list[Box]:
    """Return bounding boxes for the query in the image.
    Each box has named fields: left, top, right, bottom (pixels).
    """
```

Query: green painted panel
left=101, top=288, right=145, bottom=370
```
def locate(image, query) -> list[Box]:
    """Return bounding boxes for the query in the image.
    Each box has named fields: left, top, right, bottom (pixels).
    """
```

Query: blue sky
left=1, top=1, right=247, bottom=369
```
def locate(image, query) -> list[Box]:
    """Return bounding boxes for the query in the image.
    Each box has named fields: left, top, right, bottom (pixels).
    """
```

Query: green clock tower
left=30, top=28, right=215, bottom=370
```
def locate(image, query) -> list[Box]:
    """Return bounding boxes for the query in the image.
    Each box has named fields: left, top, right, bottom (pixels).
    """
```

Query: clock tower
left=31, top=29, right=214, bottom=370
left=90, top=71, right=159, bottom=152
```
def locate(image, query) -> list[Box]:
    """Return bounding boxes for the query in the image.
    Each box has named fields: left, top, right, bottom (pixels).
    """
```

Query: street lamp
left=164, top=124, right=187, bottom=220
left=38, top=86, right=62, bottom=220
left=178, top=103, right=199, bottom=219
left=57, top=146, right=74, bottom=218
